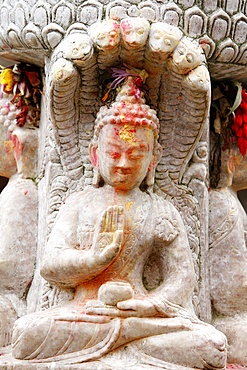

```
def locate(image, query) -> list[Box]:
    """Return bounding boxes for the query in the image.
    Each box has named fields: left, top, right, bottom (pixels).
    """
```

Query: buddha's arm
left=209, top=191, right=247, bottom=312
left=113, top=231, right=197, bottom=319
left=148, top=222, right=197, bottom=315
left=87, top=216, right=196, bottom=319
left=41, top=203, right=124, bottom=288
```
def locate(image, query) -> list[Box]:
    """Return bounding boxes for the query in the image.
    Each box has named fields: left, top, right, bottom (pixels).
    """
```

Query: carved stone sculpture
left=209, top=85, right=247, bottom=366
left=10, top=76, right=227, bottom=370
left=0, top=1, right=247, bottom=367
left=1, top=0, right=247, bottom=81
left=42, top=20, right=211, bottom=331
left=0, top=66, right=40, bottom=347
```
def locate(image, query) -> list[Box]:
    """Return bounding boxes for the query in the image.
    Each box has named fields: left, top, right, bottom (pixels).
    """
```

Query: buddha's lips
left=115, top=168, right=132, bottom=175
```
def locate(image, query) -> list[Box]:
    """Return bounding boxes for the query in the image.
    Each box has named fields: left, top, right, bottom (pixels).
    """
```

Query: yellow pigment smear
left=119, top=124, right=138, bottom=146
left=125, top=201, right=133, bottom=210
left=0, top=69, right=14, bottom=92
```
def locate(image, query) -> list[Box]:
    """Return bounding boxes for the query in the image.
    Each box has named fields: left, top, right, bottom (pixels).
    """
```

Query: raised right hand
left=93, top=205, right=125, bottom=265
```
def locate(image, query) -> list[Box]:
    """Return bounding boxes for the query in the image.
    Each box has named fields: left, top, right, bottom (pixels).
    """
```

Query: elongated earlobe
left=89, top=143, right=98, bottom=167
left=9, top=128, right=38, bottom=178
left=89, top=143, right=102, bottom=187
left=145, top=146, right=161, bottom=188
left=145, top=166, right=155, bottom=187
left=92, top=166, right=102, bottom=187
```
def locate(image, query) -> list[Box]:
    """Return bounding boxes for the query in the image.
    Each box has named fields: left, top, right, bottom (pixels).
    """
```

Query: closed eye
left=128, top=153, right=145, bottom=160
left=106, top=151, right=121, bottom=159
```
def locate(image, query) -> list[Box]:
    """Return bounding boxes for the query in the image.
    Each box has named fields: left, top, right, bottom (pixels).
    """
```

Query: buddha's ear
left=146, top=156, right=157, bottom=187
left=146, top=143, right=162, bottom=187
left=89, top=143, right=102, bottom=187
left=9, top=127, right=38, bottom=178
left=9, top=130, right=23, bottom=162
left=89, top=143, right=98, bottom=167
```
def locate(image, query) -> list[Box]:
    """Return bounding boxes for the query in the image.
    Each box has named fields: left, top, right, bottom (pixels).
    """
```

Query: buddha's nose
left=118, top=154, right=130, bottom=168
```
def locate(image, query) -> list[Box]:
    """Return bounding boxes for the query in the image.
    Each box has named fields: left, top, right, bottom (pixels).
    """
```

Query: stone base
left=0, top=347, right=202, bottom=370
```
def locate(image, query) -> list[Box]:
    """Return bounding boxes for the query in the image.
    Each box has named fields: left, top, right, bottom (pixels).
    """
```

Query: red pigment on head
left=135, top=77, right=142, bottom=88
left=138, top=108, right=144, bottom=118
left=114, top=127, right=119, bottom=135
left=121, top=20, right=131, bottom=33
left=113, top=22, right=120, bottom=32
left=131, top=87, right=138, bottom=97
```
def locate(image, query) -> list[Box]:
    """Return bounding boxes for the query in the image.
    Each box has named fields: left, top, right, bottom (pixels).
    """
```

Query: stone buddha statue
left=12, top=76, right=226, bottom=370
left=209, top=96, right=247, bottom=365
left=0, top=90, right=39, bottom=347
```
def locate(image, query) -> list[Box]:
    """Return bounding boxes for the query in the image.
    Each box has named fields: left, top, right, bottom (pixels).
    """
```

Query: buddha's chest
left=77, top=195, right=153, bottom=255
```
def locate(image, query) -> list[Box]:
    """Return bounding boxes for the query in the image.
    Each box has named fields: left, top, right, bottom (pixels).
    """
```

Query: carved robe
left=12, top=187, right=226, bottom=369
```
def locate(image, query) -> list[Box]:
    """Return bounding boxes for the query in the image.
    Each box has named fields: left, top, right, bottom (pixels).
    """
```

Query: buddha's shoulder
left=209, top=188, right=238, bottom=217
left=148, top=192, right=181, bottom=242
left=149, top=192, right=181, bottom=216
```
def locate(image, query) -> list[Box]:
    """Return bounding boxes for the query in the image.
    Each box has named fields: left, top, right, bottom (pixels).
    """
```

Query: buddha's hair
left=92, top=76, right=161, bottom=157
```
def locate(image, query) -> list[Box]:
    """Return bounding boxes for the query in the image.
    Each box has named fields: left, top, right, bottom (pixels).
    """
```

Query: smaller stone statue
left=12, top=75, right=226, bottom=370
left=209, top=84, right=247, bottom=366
left=0, top=64, right=40, bottom=346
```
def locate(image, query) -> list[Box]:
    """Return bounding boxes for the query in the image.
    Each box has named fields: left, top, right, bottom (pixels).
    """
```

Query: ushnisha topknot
left=93, top=75, right=160, bottom=143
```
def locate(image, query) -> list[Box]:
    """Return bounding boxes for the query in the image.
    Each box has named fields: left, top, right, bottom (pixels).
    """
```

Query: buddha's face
left=149, top=23, right=181, bottom=55
left=96, top=123, right=154, bottom=191
left=120, top=18, right=150, bottom=48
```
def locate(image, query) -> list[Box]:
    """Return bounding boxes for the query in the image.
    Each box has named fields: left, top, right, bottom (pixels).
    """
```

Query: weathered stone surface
left=1, top=74, right=225, bottom=369
left=0, top=0, right=247, bottom=79
left=209, top=86, right=247, bottom=365
left=0, top=89, right=39, bottom=347
left=0, top=1, right=247, bottom=368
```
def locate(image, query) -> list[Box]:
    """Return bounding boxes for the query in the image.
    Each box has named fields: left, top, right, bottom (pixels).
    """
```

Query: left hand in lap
left=86, top=298, right=156, bottom=318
